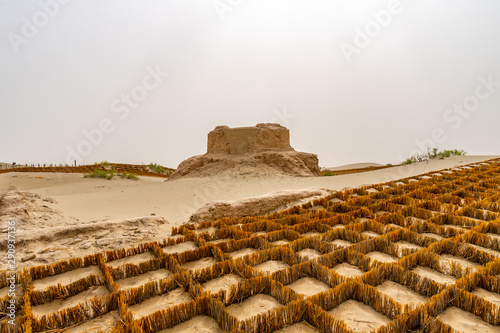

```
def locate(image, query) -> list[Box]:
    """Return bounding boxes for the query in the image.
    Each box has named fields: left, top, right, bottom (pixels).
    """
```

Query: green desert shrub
left=149, top=163, right=171, bottom=175
left=84, top=168, right=115, bottom=180
left=119, top=172, right=139, bottom=180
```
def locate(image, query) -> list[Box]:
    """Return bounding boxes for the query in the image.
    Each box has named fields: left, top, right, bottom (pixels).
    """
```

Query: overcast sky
left=1, top=0, right=499, bottom=168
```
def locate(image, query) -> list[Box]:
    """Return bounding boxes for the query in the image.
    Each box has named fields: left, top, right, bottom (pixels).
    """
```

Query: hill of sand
left=325, top=162, right=383, bottom=171
left=5, top=156, right=500, bottom=332
left=0, top=155, right=497, bottom=271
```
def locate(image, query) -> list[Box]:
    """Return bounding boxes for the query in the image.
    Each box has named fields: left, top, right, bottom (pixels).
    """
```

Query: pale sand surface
left=375, top=281, right=427, bottom=308
left=182, top=257, right=217, bottom=271
left=163, top=241, right=198, bottom=255
left=331, top=263, right=364, bottom=277
left=66, top=311, right=119, bottom=333
left=411, top=266, right=456, bottom=285
left=32, top=265, right=101, bottom=290
left=229, top=248, right=258, bottom=259
left=254, top=260, right=290, bottom=274
left=469, top=244, right=500, bottom=257
left=361, top=231, right=380, bottom=239
left=328, top=300, right=390, bottom=332
left=421, top=233, right=444, bottom=241
left=274, top=322, right=319, bottom=332
left=325, top=162, right=383, bottom=171
left=287, top=277, right=330, bottom=297
left=437, top=307, right=500, bottom=333
left=365, top=251, right=398, bottom=263
left=2, top=156, right=492, bottom=225
left=438, top=254, right=481, bottom=272
left=207, top=238, right=231, bottom=245
left=201, top=273, right=245, bottom=296
left=330, top=239, right=353, bottom=249
left=129, top=288, right=193, bottom=319
left=106, top=252, right=155, bottom=268
left=3, top=156, right=495, bottom=271
left=226, top=294, right=282, bottom=321
left=301, top=231, right=321, bottom=238
left=486, top=233, right=500, bottom=242
left=194, top=227, right=217, bottom=235
left=296, top=249, right=322, bottom=260
left=394, top=241, right=423, bottom=256
left=32, top=285, right=108, bottom=317
left=157, top=316, right=222, bottom=333
left=472, top=288, right=500, bottom=306
left=115, top=268, right=172, bottom=290
left=270, top=240, right=290, bottom=246
left=0, top=284, right=21, bottom=298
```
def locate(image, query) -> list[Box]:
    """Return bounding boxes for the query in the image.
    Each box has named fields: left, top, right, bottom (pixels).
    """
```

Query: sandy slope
left=0, top=155, right=497, bottom=270
left=324, top=162, right=383, bottom=171
left=0, top=155, right=495, bottom=225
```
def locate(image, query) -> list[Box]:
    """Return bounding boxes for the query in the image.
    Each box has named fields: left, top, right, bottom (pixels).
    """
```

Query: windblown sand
left=331, top=263, right=364, bottom=278
left=376, top=281, right=427, bottom=308
left=287, top=277, right=330, bottom=297
left=226, top=294, right=281, bottom=320
left=129, top=288, right=193, bottom=319
left=437, top=307, right=500, bottom=333
left=32, top=265, right=101, bottom=290
left=411, top=266, right=456, bottom=285
left=32, top=285, right=109, bottom=317
left=201, top=273, right=245, bottom=296
left=328, top=300, right=391, bottom=332
left=157, top=316, right=222, bottom=333
left=254, top=260, right=289, bottom=274
left=2, top=155, right=499, bottom=331
left=115, top=268, right=172, bottom=290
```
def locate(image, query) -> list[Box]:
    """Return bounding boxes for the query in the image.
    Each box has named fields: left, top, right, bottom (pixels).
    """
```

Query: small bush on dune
left=84, top=168, right=115, bottom=180
left=402, top=148, right=466, bottom=165
left=149, top=163, right=171, bottom=175
left=94, top=160, right=111, bottom=166
left=321, top=170, right=336, bottom=177
left=119, top=172, right=139, bottom=180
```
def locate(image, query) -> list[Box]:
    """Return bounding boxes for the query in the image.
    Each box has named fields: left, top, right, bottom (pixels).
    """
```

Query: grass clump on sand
left=321, top=170, right=336, bottom=177
left=84, top=168, right=115, bottom=180
left=94, top=160, right=111, bottom=166
left=403, top=148, right=466, bottom=165
left=149, top=163, right=171, bottom=175
left=119, top=172, right=139, bottom=180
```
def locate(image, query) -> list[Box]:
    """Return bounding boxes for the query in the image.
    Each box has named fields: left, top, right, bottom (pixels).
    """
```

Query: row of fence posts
left=0, top=162, right=76, bottom=170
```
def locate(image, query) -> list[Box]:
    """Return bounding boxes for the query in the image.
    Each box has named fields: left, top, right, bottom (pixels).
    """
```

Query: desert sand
left=2, top=155, right=500, bottom=332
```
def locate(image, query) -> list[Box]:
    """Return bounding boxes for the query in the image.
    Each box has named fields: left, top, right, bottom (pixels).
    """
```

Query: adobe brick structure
left=169, top=123, right=320, bottom=179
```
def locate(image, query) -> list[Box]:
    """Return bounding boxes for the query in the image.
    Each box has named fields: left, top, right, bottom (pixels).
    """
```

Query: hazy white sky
left=1, top=0, right=499, bottom=168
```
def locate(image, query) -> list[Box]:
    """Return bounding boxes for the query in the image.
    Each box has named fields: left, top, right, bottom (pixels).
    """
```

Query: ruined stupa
left=169, top=123, right=320, bottom=179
